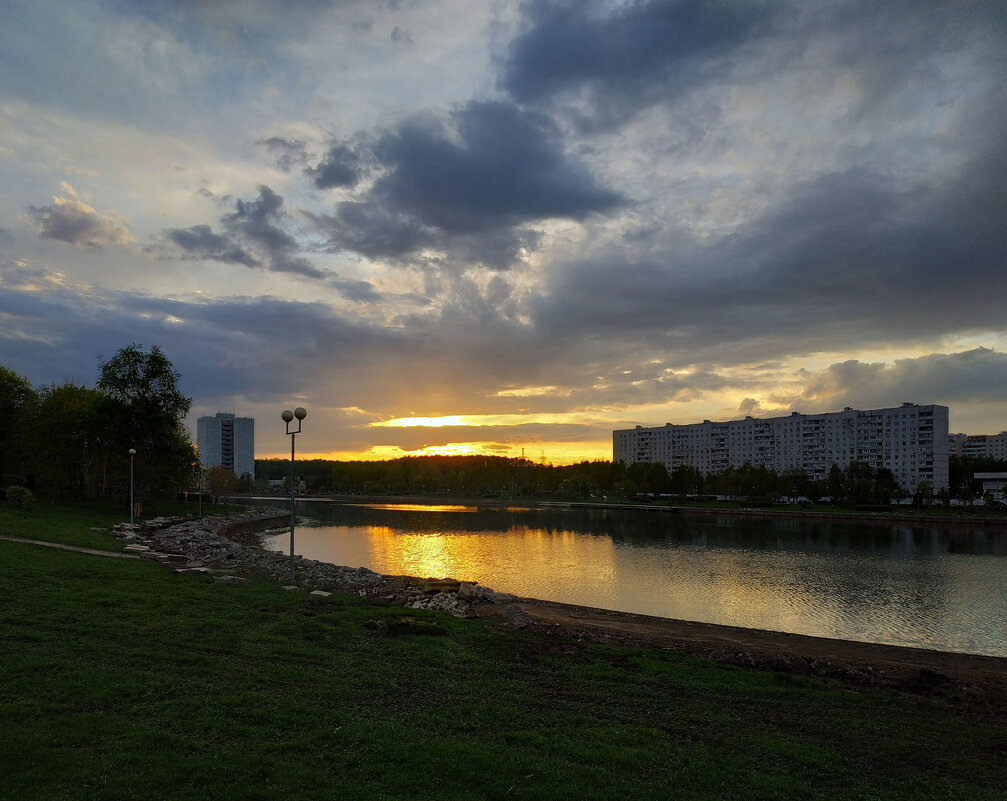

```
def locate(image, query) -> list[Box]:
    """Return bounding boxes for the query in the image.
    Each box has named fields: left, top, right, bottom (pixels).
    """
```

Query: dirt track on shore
left=474, top=595, right=1007, bottom=711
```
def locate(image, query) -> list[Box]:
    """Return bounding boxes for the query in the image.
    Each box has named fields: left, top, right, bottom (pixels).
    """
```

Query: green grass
left=1, top=510, right=1005, bottom=800
left=0, top=504, right=124, bottom=549
left=0, top=501, right=247, bottom=551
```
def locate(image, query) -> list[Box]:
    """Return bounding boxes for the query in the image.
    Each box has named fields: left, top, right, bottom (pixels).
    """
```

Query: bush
left=6, top=485, right=35, bottom=513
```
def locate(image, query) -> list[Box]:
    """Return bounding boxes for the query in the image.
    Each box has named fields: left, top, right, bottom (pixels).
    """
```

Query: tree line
left=1, top=345, right=196, bottom=508
left=254, top=453, right=1002, bottom=506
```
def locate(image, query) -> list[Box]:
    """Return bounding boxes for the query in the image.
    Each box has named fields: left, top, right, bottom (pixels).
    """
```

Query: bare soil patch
left=474, top=596, right=1007, bottom=711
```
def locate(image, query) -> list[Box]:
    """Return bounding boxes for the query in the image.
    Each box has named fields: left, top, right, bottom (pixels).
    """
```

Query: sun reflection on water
left=352, top=503, right=479, bottom=513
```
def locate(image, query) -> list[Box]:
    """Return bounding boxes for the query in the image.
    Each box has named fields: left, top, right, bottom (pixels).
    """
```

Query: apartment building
left=948, top=432, right=1007, bottom=461
left=613, top=403, right=949, bottom=491
left=196, top=412, right=255, bottom=478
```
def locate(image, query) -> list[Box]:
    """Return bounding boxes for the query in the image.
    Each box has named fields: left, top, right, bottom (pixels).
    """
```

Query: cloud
left=531, top=131, right=1007, bottom=369
left=373, top=101, right=622, bottom=231
left=220, top=185, right=327, bottom=279
left=6, top=0, right=1007, bottom=461
left=164, top=224, right=258, bottom=267
left=313, top=100, right=623, bottom=267
left=26, top=185, right=133, bottom=250
left=500, top=0, right=779, bottom=126
left=795, top=349, right=1007, bottom=412
left=160, top=186, right=401, bottom=302
left=308, top=144, right=363, bottom=189
left=259, top=136, right=308, bottom=172
left=163, top=185, right=333, bottom=281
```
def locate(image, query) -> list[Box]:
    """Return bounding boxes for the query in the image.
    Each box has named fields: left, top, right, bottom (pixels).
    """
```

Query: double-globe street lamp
left=282, top=407, right=307, bottom=582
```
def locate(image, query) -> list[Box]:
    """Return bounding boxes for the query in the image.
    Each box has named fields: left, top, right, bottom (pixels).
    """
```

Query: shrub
left=6, top=485, right=35, bottom=513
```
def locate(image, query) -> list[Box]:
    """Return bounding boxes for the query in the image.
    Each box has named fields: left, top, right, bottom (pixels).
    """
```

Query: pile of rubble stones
left=109, top=508, right=516, bottom=618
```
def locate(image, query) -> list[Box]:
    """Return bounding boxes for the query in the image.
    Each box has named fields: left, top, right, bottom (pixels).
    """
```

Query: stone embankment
left=109, top=509, right=516, bottom=618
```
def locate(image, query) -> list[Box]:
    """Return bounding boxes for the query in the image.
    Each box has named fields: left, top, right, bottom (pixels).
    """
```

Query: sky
left=1, top=0, right=1006, bottom=463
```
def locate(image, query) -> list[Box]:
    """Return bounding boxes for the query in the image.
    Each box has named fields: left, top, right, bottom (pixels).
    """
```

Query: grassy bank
left=1, top=508, right=1005, bottom=800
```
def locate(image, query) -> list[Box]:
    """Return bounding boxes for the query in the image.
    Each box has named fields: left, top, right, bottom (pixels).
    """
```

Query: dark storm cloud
left=164, top=224, right=258, bottom=267
left=163, top=186, right=330, bottom=282
left=374, top=101, right=621, bottom=230
left=308, top=145, right=363, bottom=189
left=500, top=1, right=1007, bottom=136
left=312, top=201, right=435, bottom=261
left=315, top=100, right=622, bottom=266
left=500, top=0, right=779, bottom=122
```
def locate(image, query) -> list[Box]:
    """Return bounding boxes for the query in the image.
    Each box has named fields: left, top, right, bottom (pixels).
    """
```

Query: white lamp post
left=282, top=407, right=307, bottom=582
left=128, top=448, right=136, bottom=530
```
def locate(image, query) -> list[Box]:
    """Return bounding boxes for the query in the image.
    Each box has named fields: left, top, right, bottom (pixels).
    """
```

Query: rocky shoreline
left=110, top=508, right=516, bottom=618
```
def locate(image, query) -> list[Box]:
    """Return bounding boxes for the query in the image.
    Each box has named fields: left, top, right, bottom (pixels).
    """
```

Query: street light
left=282, top=407, right=307, bottom=582
left=128, top=448, right=136, bottom=530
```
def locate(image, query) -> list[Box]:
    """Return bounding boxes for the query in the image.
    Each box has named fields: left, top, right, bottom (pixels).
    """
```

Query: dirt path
left=0, top=536, right=141, bottom=559
left=475, top=596, right=1007, bottom=710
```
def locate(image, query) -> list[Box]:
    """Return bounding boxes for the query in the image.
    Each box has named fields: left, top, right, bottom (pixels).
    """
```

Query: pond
left=258, top=500, right=1007, bottom=657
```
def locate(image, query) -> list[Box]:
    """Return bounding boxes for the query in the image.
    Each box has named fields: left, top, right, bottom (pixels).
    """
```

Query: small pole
left=129, top=448, right=136, bottom=530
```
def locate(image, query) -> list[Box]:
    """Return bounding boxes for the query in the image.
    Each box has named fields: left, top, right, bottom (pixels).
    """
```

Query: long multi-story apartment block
left=948, top=432, right=1007, bottom=461
left=613, top=403, right=949, bottom=491
left=196, top=412, right=255, bottom=478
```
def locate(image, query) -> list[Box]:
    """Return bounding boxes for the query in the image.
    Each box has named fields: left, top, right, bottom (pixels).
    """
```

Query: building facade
left=948, top=432, right=1007, bottom=461
left=974, top=472, right=1007, bottom=500
left=613, top=403, right=949, bottom=491
left=196, top=412, right=255, bottom=478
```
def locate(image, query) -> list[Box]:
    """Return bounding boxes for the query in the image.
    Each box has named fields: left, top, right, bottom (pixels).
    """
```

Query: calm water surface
left=259, top=501, right=1007, bottom=657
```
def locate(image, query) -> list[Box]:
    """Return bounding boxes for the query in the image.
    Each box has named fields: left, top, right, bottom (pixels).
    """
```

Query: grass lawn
left=1, top=506, right=1005, bottom=800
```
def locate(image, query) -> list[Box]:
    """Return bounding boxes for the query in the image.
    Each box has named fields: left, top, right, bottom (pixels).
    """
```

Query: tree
left=96, top=344, right=196, bottom=501
left=205, top=466, right=240, bottom=503
left=626, top=461, right=670, bottom=495
left=670, top=464, right=703, bottom=495
left=872, top=468, right=898, bottom=505
left=826, top=464, right=846, bottom=505
left=846, top=461, right=874, bottom=506
left=780, top=468, right=807, bottom=503
left=0, top=367, right=38, bottom=488
left=32, top=382, right=108, bottom=501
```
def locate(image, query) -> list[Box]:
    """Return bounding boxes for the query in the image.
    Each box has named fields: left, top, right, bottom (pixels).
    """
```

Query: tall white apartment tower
left=614, top=403, right=949, bottom=491
left=196, top=412, right=255, bottom=478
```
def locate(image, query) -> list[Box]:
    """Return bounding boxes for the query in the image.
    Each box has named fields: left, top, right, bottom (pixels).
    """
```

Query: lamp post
left=128, top=448, right=136, bottom=530
left=282, top=407, right=307, bottom=582
left=194, top=461, right=203, bottom=518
